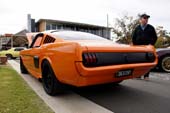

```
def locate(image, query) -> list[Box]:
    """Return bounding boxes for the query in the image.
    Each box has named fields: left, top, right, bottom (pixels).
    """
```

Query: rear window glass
left=52, top=31, right=109, bottom=41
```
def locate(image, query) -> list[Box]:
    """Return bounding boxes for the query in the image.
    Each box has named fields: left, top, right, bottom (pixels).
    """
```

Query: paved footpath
left=8, top=60, right=113, bottom=113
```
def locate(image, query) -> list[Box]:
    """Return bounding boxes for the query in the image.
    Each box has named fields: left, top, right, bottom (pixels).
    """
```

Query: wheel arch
left=41, top=58, right=54, bottom=77
left=159, top=53, right=170, bottom=63
left=5, top=53, right=13, bottom=57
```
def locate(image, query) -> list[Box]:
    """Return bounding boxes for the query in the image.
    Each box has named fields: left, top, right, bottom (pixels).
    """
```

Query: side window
left=30, top=33, right=44, bottom=48
left=33, top=36, right=43, bottom=47
left=43, top=35, right=55, bottom=44
left=14, top=48, right=23, bottom=51
left=14, top=48, right=18, bottom=51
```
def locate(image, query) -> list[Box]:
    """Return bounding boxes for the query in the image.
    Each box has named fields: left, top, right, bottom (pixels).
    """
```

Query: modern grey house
left=28, top=15, right=111, bottom=39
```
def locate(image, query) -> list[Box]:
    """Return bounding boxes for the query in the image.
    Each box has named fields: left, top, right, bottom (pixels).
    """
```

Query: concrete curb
left=8, top=60, right=114, bottom=113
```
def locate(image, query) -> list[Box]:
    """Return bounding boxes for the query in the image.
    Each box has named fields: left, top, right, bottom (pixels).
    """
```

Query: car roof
left=47, top=30, right=108, bottom=41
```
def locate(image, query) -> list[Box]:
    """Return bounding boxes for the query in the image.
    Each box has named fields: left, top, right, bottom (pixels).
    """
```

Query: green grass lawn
left=0, top=65, right=54, bottom=113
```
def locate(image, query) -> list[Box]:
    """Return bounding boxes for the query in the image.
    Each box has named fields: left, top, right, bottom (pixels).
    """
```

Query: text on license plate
left=115, top=69, right=133, bottom=77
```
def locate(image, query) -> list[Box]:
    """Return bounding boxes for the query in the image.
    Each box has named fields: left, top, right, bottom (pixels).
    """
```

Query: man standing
left=132, top=13, right=158, bottom=80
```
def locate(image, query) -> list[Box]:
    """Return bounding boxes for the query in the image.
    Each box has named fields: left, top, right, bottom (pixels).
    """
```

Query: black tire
left=6, top=54, right=13, bottom=60
left=42, top=60, right=65, bottom=96
left=20, top=57, right=28, bottom=74
left=159, top=55, right=170, bottom=73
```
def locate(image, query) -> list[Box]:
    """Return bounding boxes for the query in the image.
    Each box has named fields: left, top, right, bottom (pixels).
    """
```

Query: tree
left=156, top=26, right=167, bottom=37
left=155, top=26, right=170, bottom=48
left=112, top=14, right=139, bottom=44
left=155, top=37, right=166, bottom=48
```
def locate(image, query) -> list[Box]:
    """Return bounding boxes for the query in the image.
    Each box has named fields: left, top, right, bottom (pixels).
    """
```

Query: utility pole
left=11, top=36, right=13, bottom=48
left=27, top=14, right=31, bottom=32
left=107, top=14, right=109, bottom=28
left=106, top=14, right=111, bottom=39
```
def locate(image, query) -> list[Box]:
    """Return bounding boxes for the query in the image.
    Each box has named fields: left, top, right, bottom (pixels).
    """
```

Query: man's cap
left=139, top=13, right=150, bottom=18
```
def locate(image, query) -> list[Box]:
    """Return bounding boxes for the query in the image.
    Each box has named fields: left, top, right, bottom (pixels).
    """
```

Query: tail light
left=82, top=53, right=97, bottom=67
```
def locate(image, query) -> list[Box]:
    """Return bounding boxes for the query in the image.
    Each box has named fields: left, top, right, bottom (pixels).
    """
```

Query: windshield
left=52, top=31, right=109, bottom=41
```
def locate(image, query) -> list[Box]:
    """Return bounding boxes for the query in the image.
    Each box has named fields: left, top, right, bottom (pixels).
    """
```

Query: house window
left=52, top=24, right=57, bottom=30
left=57, top=25, right=62, bottom=30
left=46, top=24, right=51, bottom=30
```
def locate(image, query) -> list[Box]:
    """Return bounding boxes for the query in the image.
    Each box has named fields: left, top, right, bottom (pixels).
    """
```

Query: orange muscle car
left=20, top=31, right=158, bottom=95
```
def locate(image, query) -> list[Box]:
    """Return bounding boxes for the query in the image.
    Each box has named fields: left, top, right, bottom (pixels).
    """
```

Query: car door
left=24, top=33, right=44, bottom=78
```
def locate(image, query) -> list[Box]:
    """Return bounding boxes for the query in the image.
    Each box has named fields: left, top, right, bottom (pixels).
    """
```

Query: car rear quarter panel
left=40, top=42, right=87, bottom=85
left=157, top=49, right=170, bottom=58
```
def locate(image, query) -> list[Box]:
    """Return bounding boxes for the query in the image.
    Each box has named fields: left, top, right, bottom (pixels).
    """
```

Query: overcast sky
left=0, top=0, right=170, bottom=34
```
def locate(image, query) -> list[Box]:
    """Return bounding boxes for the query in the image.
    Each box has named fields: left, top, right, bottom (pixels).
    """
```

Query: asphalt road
left=15, top=59, right=170, bottom=113
left=72, top=72, right=170, bottom=113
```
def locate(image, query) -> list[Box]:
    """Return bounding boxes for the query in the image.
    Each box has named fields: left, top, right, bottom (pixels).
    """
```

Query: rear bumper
left=74, top=61, right=157, bottom=87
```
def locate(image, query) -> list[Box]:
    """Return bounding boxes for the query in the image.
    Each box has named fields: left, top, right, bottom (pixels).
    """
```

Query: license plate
left=115, top=69, right=133, bottom=77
